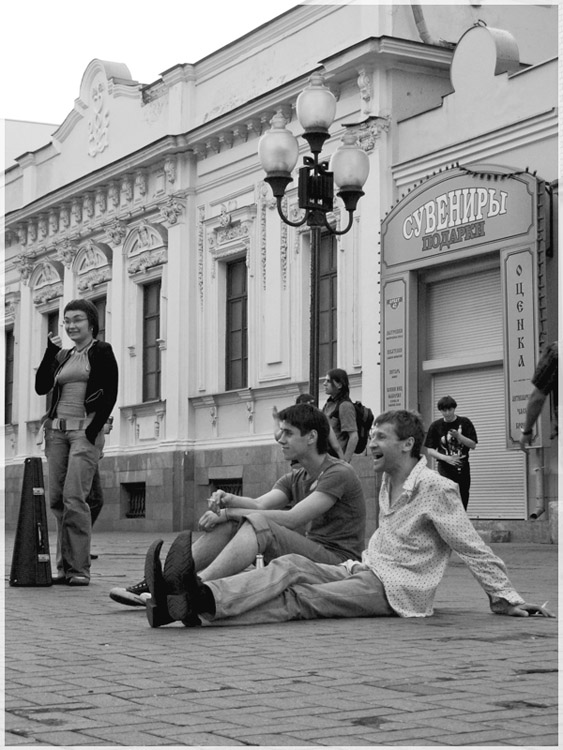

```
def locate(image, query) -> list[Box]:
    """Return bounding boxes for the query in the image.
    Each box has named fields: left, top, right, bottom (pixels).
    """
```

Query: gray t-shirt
left=274, top=455, right=366, bottom=561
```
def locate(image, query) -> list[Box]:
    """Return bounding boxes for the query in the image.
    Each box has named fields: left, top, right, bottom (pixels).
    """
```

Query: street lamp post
left=258, top=72, right=370, bottom=404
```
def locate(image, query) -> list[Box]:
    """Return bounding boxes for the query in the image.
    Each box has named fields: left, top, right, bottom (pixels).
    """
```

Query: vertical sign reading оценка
left=383, top=279, right=406, bottom=410
left=502, top=247, right=539, bottom=447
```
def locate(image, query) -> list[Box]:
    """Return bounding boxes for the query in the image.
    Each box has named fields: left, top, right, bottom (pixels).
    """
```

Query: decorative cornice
left=392, top=108, right=557, bottom=189
left=6, top=135, right=192, bottom=223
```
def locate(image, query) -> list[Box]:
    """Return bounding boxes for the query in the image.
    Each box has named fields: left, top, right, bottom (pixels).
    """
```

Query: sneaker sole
left=109, top=589, right=147, bottom=607
left=144, top=539, right=174, bottom=628
left=163, top=531, right=196, bottom=621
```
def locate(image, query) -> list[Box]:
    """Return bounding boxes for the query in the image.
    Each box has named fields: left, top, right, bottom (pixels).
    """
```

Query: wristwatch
left=520, top=428, right=533, bottom=436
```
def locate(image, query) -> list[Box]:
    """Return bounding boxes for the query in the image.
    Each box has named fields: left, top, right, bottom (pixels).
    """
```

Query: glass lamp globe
left=296, top=72, right=337, bottom=132
left=330, top=131, right=370, bottom=191
left=258, top=112, right=299, bottom=176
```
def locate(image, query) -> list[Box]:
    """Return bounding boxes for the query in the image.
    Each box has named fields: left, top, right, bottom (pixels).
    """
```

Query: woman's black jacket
left=35, top=338, right=118, bottom=444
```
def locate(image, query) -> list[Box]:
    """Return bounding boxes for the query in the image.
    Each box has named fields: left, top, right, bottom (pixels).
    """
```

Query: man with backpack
left=322, top=368, right=373, bottom=461
left=109, top=403, right=366, bottom=613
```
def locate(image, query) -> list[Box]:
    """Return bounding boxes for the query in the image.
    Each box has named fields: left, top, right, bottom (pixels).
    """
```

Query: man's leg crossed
left=205, top=554, right=393, bottom=623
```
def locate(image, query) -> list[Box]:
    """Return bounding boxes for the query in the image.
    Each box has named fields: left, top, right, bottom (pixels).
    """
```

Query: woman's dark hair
left=64, top=298, right=99, bottom=338
left=374, top=409, right=425, bottom=459
left=277, top=403, right=330, bottom=455
left=437, top=395, right=457, bottom=411
left=326, top=368, right=350, bottom=401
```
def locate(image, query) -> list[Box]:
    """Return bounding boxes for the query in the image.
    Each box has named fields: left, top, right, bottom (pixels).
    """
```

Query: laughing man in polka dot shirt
left=142, top=410, right=554, bottom=628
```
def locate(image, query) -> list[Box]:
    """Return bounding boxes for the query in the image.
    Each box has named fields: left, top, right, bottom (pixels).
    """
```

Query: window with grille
left=143, top=281, right=161, bottom=402
left=226, top=259, right=248, bottom=390
left=210, top=478, right=243, bottom=496
left=5, top=329, right=14, bottom=424
left=123, top=482, right=146, bottom=518
left=318, top=233, right=337, bottom=376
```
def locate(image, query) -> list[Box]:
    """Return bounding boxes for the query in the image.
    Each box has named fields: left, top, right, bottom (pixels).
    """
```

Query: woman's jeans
left=45, top=428, right=103, bottom=579
left=206, top=554, right=396, bottom=626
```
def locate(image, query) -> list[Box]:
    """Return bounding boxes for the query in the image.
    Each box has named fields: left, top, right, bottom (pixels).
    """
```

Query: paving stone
left=5, top=533, right=557, bottom=747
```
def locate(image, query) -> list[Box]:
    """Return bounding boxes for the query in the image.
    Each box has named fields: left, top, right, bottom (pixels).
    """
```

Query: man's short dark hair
left=437, top=395, right=457, bottom=411
left=374, top=410, right=425, bottom=458
left=277, top=403, right=330, bottom=455
left=296, top=393, right=316, bottom=405
left=64, top=298, right=99, bottom=338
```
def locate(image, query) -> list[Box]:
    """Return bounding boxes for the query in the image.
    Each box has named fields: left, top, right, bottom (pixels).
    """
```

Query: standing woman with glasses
left=35, top=299, right=118, bottom=586
left=322, top=368, right=358, bottom=462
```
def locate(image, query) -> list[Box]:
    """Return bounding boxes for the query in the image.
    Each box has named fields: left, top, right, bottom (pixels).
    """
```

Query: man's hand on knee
left=198, top=509, right=229, bottom=531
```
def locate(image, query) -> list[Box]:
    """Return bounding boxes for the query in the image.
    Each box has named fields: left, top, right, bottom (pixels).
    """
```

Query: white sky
left=1, top=0, right=300, bottom=125
left=1, top=0, right=556, bottom=126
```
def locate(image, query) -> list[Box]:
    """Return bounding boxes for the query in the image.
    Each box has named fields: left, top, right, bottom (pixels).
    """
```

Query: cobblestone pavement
left=4, top=531, right=558, bottom=747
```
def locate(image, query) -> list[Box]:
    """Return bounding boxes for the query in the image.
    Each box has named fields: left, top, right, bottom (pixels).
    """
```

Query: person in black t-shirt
left=424, top=395, right=478, bottom=510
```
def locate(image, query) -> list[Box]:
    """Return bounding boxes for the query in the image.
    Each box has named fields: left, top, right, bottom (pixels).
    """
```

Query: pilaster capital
left=105, top=218, right=128, bottom=246
left=158, top=196, right=185, bottom=226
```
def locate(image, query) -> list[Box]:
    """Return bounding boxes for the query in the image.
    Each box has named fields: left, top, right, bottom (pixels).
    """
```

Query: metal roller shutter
left=426, top=269, right=503, bottom=359
left=431, top=368, right=527, bottom=519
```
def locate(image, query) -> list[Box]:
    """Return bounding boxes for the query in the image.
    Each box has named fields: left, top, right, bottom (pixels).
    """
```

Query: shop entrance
left=419, top=261, right=527, bottom=518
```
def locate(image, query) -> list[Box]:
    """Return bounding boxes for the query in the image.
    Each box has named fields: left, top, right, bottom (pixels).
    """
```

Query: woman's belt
left=50, top=417, right=93, bottom=431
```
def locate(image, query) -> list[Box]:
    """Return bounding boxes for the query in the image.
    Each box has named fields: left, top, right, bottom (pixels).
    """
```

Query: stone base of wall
left=6, top=449, right=554, bottom=545
left=4, top=449, right=195, bottom=534
left=4, top=447, right=380, bottom=534
left=473, top=519, right=554, bottom=544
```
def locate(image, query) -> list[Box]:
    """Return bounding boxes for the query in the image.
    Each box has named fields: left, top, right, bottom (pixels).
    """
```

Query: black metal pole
left=309, top=224, right=321, bottom=405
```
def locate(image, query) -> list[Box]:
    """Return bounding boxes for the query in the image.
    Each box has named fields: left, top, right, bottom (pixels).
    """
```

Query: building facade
left=4, top=4, right=558, bottom=537
left=381, top=23, right=558, bottom=531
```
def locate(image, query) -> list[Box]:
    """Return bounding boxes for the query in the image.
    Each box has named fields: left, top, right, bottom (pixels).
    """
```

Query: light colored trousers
left=205, top=553, right=396, bottom=626
left=45, top=428, right=103, bottom=579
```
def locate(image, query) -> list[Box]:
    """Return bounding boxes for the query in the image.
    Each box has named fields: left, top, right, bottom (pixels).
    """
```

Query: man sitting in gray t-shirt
left=110, top=404, right=366, bottom=611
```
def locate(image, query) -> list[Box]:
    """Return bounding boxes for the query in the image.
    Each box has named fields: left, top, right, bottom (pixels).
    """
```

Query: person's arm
left=328, top=426, right=345, bottom=459
left=448, top=429, right=476, bottom=450
left=339, top=401, right=359, bottom=462
left=35, top=334, right=62, bottom=395
left=226, top=488, right=337, bottom=530
left=199, top=487, right=291, bottom=530
left=209, top=487, right=289, bottom=514
left=85, top=344, right=119, bottom=444
left=426, top=447, right=462, bottom=468
left=272, top=405, right=282, bottom=443
left=200, top=485, right=337, bottom=532
left=519, top=387, right=548, bottom=450
left=429, top=480, right=553, bottom=617
left=343, top=431, right=358, bottom=462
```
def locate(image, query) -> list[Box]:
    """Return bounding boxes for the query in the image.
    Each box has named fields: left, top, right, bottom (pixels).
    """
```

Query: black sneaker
left=109, top=578, right=151, bottom=607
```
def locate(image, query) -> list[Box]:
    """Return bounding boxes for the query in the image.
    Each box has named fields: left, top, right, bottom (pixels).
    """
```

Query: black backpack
left=339, top=400, right=375, bottom=454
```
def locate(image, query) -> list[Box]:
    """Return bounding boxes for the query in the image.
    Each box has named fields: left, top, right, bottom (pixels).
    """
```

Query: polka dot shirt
left=362, top=457, right=525, bottom=617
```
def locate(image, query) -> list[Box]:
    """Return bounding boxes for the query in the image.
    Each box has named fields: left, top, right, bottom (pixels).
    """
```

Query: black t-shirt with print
left=424, top=416, right=478, bottom=481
